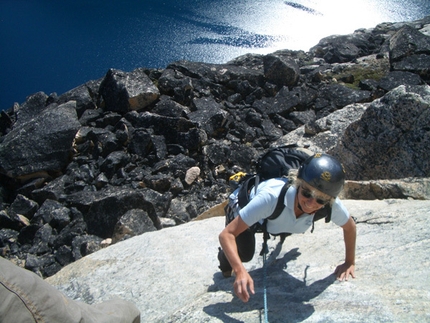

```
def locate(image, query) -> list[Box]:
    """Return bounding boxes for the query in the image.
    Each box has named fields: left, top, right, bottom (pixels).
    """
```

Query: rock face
left=46, top=199, right=430, bottom=323
left=277, top=85, right=430, bottom=180
left=0, top=15, right=429, bottom=278
left=0, top=101, right=81, bottom=178
left=331, top=85, right=430, bottom=180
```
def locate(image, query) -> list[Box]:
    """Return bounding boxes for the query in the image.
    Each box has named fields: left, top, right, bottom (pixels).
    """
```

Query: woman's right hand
left=233, top=269, right=255, bottom=302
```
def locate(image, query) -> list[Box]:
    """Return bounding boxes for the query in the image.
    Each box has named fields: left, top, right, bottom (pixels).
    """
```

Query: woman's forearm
left=343, top=216, right=356, bottom=265
left=219, top=216, right=250, bottom=274
left=219, top=230, right=246, bottom=274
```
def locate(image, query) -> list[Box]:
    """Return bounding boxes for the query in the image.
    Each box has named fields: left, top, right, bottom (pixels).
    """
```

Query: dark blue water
left=1, top=0, right=430, bottom=110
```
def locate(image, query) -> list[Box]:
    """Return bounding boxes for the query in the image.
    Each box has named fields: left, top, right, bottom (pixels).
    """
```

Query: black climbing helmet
left=297, top=153, right=345, bottom=198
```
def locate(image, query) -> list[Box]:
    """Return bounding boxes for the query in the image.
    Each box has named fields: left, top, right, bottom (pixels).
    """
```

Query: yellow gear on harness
left=229, top=171, right=247, bottom=189
left=229, top=171, right=247, bottom=182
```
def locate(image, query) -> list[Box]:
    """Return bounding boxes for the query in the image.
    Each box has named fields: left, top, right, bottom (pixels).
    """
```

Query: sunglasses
left=299, top=186, right=331, bottom=205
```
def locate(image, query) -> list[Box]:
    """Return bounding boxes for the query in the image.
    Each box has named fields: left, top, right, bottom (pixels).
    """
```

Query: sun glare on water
left=195, top=0, right=404, bottom=55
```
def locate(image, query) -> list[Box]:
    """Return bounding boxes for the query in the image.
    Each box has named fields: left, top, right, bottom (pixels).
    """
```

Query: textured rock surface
left=331, top=85, right=430, bottom=180
left=0, top=101, right=80, bottom=178
left=47, top=199, right=430, bottom=323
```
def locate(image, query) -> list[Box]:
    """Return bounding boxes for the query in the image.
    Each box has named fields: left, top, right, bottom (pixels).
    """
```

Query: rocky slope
left=47, top=199, right=430, bottom=323
left=0, top=15, right=429, bottom=279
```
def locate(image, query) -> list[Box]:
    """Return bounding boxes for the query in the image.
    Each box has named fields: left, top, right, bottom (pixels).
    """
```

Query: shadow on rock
left=205, top=247, right=336, bottom=322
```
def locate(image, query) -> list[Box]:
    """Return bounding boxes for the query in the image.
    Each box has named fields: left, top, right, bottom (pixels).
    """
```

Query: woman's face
left=297, top=182, right=331, bottom=214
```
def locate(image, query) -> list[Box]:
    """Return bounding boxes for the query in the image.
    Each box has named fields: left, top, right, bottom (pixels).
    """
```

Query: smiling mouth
left=297, top=196, right=317, bottom=214
left=297, top=196, right=313, bottom=212
left=301, top=201, right=313, bottom=211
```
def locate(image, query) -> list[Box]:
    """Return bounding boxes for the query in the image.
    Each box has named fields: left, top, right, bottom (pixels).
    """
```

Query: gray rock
left=112, top=209, right=156, bottom=244
left=392, top=54, right=430, bottom=82
left=310, top=32, right=375, bottom=63
left=0, top=101, right=81, bottom=178
left=331, top=85, right=430, bottom=180
left=31, top=175, right=69, bottom=205
left=47, top=199, right=430, bottom=323
left=274, top=102, right=368, bottom=153
left=189, top=97, right=228, bottom=137
left=389, top=25, right=430, bottom=62
left=31, top=199, right=71, bottom=231
left=57, top=80, right=100, bottom=118
left=99, top=68, right=160, bottom=113
left=87, top=128, right=121, bottom=158
left=15, top=92, right=49, bottom=126
left=389, top=24, right=430, bottom=83
left=340, top=177, right=430, bottom=200
left=9, top=194, right=39, bottom=219
left=168, top=60, right=264, bottom=87
left=151, top=134, right=167, bottom=161
left=263, top=54, right=300, bottom=87
left=153, top=98, right=190, bottom=117
left=315, top=83, right=372, bottom=112
left=203, top=143, right=231, bottom=166
left=378, top=71, right=423, bottom=91
left=128, top=129, right=152, bottom=156
left=65, top=187, right=166, bottom=238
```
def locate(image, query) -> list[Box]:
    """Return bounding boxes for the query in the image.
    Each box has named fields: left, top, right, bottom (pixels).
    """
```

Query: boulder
left=9, top=194, right=39, bottom=219
left=189, top=97, right=228, bottom=138
left=153, top=97, right=190, bottom=117
left=64, top=187, right=166, bottom=237
left=275, top=102, right=368, bottom=153
left=99, top=68, right=160, bottom=113
left=310, top=31, right=376, bottom=63
left=389, top=24, right=430, bottom=82
left=112, top=209, right=157, bottom=243
left=128, top=129, right=153, bottom=156
left=330, top=85, right=430, bottom=180
left=315, top=83, right=372, bottom=113
left=0, top=101, right=81, bottom=179
left=57, top=80, right=100, bottom=118
left=263, top=54, right=300, bottom=87
left=167, top=60, right=265, bottom=87
left=378, top=71, right=423, bottom=91
left=14, top=92, right=49, bottom=126
left=389, top=25, right=430, bottom=62
left=31, top=199, right=71, bottom=231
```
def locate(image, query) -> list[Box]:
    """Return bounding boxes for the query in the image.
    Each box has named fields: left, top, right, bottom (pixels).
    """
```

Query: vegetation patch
left=326, top=56, right=390, bottom=90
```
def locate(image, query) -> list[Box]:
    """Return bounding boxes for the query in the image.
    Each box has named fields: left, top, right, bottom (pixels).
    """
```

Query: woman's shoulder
left=262, top=177, right=289, bottom=187
left=331, top=197, right=350, bottom=225
left=256, top=177, right=289, bottom=196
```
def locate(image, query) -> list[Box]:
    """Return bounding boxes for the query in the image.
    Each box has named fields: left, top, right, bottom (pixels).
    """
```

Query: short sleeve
left=330, top=198, right=350, bottom=227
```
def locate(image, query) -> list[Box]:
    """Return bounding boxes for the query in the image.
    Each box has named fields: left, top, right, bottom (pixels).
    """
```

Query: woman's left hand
left=334, top=262, right=355, bottom=281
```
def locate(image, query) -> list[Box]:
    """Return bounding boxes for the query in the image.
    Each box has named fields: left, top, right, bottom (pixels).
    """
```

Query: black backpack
left=225, top=144, right=332, bottom=235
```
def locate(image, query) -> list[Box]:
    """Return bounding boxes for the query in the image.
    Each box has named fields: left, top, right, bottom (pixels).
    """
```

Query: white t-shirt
left=239, top=178, right=350, bottom=234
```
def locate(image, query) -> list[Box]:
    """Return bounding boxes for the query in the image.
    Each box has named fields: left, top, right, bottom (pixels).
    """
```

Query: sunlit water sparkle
left=0, top=0, right=429, bottom=109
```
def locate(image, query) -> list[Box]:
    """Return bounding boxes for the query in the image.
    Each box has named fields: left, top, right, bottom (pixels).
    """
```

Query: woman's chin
left=299, top=201, right=318, bottom=214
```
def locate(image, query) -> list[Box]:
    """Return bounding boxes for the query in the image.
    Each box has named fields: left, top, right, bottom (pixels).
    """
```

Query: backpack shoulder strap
left=267, top=181, right=290, bottom=220
left=237, top=175, right=256, bottom=208
left=260, top=181, right=290, bottom=256
left=313, top=205, right=332, bottom=223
